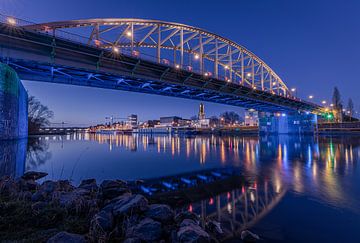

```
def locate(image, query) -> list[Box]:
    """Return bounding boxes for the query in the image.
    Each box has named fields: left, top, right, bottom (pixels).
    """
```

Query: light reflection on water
left=1, top=133, right=360, bottom=241
left=7, top=134, right=355, bottom=209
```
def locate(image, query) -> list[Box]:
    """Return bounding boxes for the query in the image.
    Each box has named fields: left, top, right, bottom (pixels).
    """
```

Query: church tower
left=198, top=103, right=205, bottom=120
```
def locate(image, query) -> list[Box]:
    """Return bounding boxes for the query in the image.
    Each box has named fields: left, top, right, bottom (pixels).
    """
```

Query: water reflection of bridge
left=132, top=167, right=286, bottom=240
left=193, top=183, right=286, bottom=240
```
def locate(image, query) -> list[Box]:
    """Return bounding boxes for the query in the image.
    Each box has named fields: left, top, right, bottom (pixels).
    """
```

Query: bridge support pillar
left=259, top=112, right=317, bottom=135
left=0, top=63, right=28, bottom=139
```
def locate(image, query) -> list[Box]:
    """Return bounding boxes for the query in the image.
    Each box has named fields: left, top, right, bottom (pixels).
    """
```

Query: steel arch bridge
left=25, top=18, right=289, bottom=95
left=0, top=15, right=322, bottom=113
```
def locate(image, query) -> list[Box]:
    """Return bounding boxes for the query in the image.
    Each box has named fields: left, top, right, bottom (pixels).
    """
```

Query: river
left=1, top=133, right=359, bottom=242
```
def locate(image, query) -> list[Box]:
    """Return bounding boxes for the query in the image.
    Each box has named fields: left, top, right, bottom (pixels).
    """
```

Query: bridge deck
left=0, top=23, right=322, bottom=113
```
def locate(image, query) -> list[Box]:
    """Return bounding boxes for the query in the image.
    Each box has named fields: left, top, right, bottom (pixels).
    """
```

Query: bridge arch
left=25, top=18, right=290, bottom=96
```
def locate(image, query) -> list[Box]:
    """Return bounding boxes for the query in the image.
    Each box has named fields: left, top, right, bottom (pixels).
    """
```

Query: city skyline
left=4, top=0, right=360, bottom=125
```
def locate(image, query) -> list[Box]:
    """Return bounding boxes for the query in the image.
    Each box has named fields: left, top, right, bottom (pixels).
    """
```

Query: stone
left=17, top=191, right=32, bottom=201
left=40, top=180, right=59, bottom=194
left=21, top=171, right=48, bottom=181
left=57, top=191, right=87, bottom=212
left=126, top=218, right=162, bottom=242
left=89, top=210, right=114, bottom=240
left=79, top=179, right=98, bottom=192
left=206, top=220, right=223, bottom=235
left=47, top=231, right=86, bottom=243
left=101, top=187, right=130, bottom=200
left=31, top=190, right=47, bottom=202
left=32, top=201, right=47, bottom=211
left=100, top=179, right=127, bottom=190
left=180, top=219, right=199, bottom=227
left=57, top=180, right=74, bottom=192
left=99, top=179, right=130, bottom=200
left=123, top=238, right=141, bottom=243
left=145, top=204, right=174, bottom=223
left=241, top=230, right=260, bottom=242
left=177, top=224, right=211, bottom=243
left=16, top=178, right=38, bottom=191
left=0, top=176, right=17, bottom=197
left=112, top=194, right=148, bottom=217
left=175, top=211, right=200, bottom=225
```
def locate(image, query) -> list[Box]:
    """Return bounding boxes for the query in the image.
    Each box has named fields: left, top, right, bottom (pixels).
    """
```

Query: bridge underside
left=6, top=59, right=304, bottom=113
left=0, top=23, right=321, bottom=114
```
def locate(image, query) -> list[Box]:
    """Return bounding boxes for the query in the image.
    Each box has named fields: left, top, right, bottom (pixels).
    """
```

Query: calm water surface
left=1, top=133, right=359, bottom=242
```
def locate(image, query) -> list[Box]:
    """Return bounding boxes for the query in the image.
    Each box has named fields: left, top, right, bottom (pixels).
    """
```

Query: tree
left=28, top=95, right=54, bottom=134
left=332, top=86, right=342, bottom=110
left=347, top=98, right=354, bottom=121
left=220, top=111, right=242, bottom=125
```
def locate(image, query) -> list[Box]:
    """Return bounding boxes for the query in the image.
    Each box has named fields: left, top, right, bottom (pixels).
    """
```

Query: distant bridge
left=0, top=14, right=322, bottom=113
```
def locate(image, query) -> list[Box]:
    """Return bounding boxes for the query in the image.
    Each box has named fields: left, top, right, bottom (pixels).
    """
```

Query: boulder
left=123, top=238, right=141, bottom=243
left=100, top=179, right=127, bottom=189
left=57, top=180, right=74, bottom=192
left=112, top=194, right=148, bottom=217
left=241, top=230, right=260, bottom=243
left=79, top=179, right=98, bottom=192
left=17, top=191, right=32, bottom=201
left=177, top=224, right=210, bottom=243
left=0, top=176, right=17, bottom=197
left=175, top=211, right=200, bottom=225
left=21, top=171, right=48, bottom=181
left=89, top=210, right=114, bottom=240
left=16, top=178, right=38, bottom=191
left=99, top=180, right=130, bottom=200
left=180, top=219, right=199, bottom=227
left=126, top=218, right=162, bottom=242
left=32, top=201, right=48, bottom=211
left=57, top=191, right=87, bottom=212
left=145, top=204, right=174, bottom=223
left=31, top=190, right=47, bottom=202
left=47, top=231, right=86, bottom=243
left=40, top=180, right=59, bottom=194
left=206, top=220, right=223, bottom=235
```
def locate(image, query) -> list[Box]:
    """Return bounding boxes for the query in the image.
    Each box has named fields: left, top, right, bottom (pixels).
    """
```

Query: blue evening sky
left=2, top=0, right=359, bottom=125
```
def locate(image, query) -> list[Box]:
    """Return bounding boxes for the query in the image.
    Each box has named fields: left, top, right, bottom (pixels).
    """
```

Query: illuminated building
left=127, top=114, right=138, bottom=127
left=245, top=109, right=258, bottom=126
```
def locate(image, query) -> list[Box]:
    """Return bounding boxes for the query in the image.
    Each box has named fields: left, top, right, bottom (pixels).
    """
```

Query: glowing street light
left=321, top=100, right=327, bottom=105
left=126, top=31, right=132, bottom=37
left=224, top=65, right=229, bottom=70
left=246, top=73, right=252, bottom=77
left=194, top=53, right=200, bottom=60
left=308, top=95, right=313, bottom=99
left=330, top=103, right=334, bottom=107
left=112, top=46, right=119, bottom=53
left=7, top=17, right=16, bottom=26
left=291, top=88, right=296, bottom=92
left=175, top=64, right=180, bottom=69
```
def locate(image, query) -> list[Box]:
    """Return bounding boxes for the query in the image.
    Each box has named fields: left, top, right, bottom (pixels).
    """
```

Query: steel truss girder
left=0, top=23, right=322, bottom=113
left=23, top=18, right=291, bottom=95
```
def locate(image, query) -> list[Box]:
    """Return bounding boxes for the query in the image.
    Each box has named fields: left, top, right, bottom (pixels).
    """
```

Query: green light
left=327, top=114, right=333, bottom=119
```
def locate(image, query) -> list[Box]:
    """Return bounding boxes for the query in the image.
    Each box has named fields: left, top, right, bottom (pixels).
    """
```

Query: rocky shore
left=0, top=171, right=238, bottom=242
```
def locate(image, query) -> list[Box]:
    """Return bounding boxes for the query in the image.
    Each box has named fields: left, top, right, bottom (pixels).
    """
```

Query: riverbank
left=0, top=171, right=249, bottom=242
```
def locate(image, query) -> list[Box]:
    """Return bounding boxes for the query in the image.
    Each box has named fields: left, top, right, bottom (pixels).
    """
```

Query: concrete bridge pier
left=259, top=111, right=317, bottom=135
left=0, top=63, right=28, bottom=139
